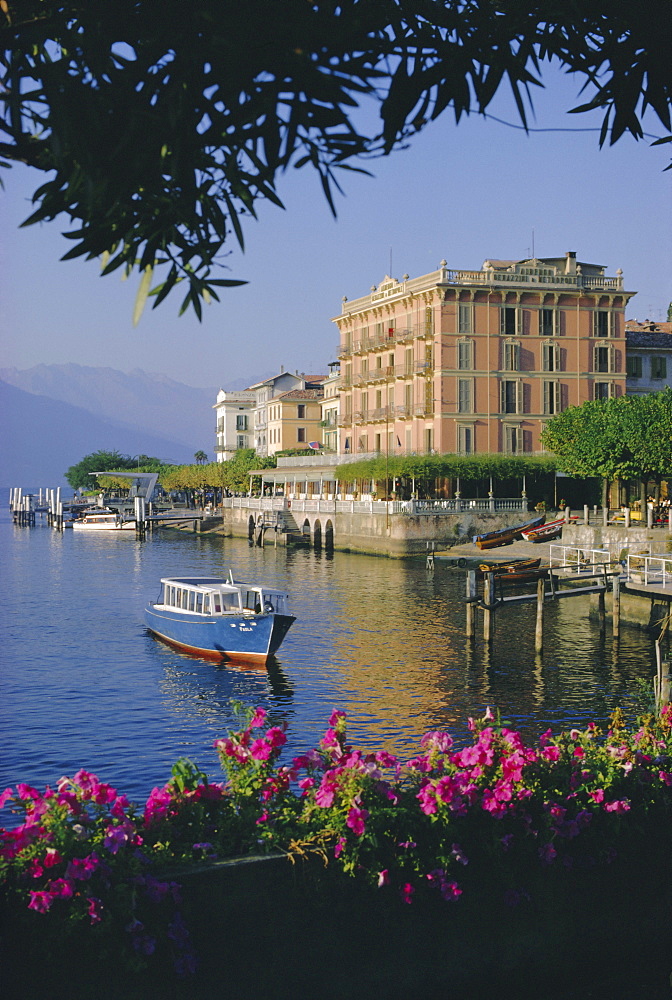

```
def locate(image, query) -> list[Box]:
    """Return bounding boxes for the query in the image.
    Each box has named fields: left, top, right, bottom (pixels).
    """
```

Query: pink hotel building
left=334, top=253, right=634, bottom=457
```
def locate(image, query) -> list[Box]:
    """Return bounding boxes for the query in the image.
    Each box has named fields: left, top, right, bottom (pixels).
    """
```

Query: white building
left=625, top=321, right=672, bottom=396
left=213, top=389, right=256, bottom=462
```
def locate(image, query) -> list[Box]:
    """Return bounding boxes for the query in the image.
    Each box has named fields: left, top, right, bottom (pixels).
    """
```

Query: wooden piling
left=483, top=572, right=495, bottom=644
left=535, top=576, right=544, bottom=653
left=661, top=661, right=670, bottom=709
left=466, top=570, right=477, bottom=638
left=612, top=573, right=621, bottom=638
left=597, top=587, right=606, bottom=633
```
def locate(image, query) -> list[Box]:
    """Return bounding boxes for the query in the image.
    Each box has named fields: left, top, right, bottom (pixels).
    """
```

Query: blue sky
left=1, top=65, right=670, bottom=389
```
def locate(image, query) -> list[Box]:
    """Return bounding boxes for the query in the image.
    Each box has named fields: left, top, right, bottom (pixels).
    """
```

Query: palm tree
left=194, top=450, right=208, bottom=465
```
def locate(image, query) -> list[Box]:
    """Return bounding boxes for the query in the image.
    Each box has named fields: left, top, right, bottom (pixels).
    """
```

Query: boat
left=473, top=515, right=545, bottom=550
left=477, top=557, right=543, bottom=581
left=521, top=516, right=577, bottom=543
left=72, top=509, right=135, bottom=531
left=144, top=574, right=296, bottom=663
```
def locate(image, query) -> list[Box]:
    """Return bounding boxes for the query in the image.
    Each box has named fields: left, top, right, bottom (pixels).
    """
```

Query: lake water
left=0, top=499, right=659, bottom=805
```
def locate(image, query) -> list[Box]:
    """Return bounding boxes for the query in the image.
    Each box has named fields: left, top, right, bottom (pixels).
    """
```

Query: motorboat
left=71, top=509, right=135, bottom=531
left=144, top=573, right=296, bottom=663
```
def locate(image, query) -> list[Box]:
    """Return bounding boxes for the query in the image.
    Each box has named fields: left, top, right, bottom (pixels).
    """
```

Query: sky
left=1, top=65, right=670, bottom=390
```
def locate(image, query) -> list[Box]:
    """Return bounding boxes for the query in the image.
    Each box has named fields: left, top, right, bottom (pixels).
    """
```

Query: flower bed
left=2, top=704, right=672, bottom=998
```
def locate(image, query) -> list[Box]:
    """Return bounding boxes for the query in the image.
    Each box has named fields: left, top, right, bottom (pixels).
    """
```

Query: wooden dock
left=464, top=545, right=672, bottom=652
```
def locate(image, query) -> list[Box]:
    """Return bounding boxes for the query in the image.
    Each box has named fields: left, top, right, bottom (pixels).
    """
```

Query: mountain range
left=0, top=364, right=257, bottom=487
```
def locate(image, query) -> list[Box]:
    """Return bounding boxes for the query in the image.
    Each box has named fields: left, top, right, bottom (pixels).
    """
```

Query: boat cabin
left=157, top=576, right=291, bottom=617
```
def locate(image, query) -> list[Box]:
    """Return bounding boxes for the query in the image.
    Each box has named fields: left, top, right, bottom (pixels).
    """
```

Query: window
left=626, top=356, right=642, bottom=378
left=236, top=435, right=246, bottom=449
left=236, top=414, right=248, bottom=431
left=457, top=425, right=474, bottom=454
left=297, top=404, right=306, bottom=418
left=542, top=341, right=560, bottom=372
left=651, top=356, right=667, bottom=379
left=504, top=425, right=521, bottom=454
left=540, top=308, right=557, bottom=336
left=501, top=379, right=523, bottom=414
left=594, top=382, right=612, bottom=401
left=457, top=338, right=474, bottom=370
left=458, top=302, right=473, bottom=333
left=457, top=378, right=473, bottom=413
left=503, top=340, right=520, bottom=371
left=593, top=310, right=612, bottom=337
left=594, top=345, right=612, bottom=373
left=297, top=428, right=306, bottom=442
left=543, top=380, right=561, bottom=415
left=500, top=306, right=520, bottom=335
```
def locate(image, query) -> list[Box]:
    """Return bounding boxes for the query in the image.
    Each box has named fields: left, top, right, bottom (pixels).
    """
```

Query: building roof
left=275, top=388, right=325, bottom=401
left=626, top=320, right=672, bottom=348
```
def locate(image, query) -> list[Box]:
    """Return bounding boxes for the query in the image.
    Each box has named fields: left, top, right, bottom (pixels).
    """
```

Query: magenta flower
left=416, top=783, right=438, bottom=815
left=65, top=853, right=100, bottom=881
left=377, top=869, right=390, bottom=887
left=329, top=709, right=347, bottom=728
left=0, top=787, right=13, bottom=809
left=28, top=890, right=54, bottom=913
left=249, top=739, right=272, bottom=761
left=265, top=726, right=287, bottom=749
left=49, top=878, right=74, bottom=899
left=334, top=836, right=346, bottom=858
left=346, top=805, right=369, bottom=837
left=87, top=897, right=103, bottom=924
left=250, top=707, right=268, bottom=729
left=604, top=798, right=631, bottom=813
left=401, top=882, right=415, bottom=904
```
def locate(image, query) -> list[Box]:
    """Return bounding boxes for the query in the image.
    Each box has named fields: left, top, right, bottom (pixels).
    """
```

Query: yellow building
left=267, top=386, right=325, bottom=456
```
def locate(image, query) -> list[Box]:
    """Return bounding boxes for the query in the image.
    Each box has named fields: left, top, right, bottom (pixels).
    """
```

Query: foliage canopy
left=540, top=389, right=672, bottom=483
left=2, top=1, right=670, bottom=317
left=64, top=449, right=168, bottom=489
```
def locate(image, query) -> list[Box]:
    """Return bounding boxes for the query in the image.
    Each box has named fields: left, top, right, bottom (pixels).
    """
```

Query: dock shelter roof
left=250, top=464, right=339, bottom=485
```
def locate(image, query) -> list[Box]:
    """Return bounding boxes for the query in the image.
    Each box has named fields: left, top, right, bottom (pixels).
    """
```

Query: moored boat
left=473, top=515, right=544, bottom=550
left=477, top=558, right=543, bottom=581
left=72, top=509, right=135, bottom=531
left=521, top=516, right=577, bottom=543
left=144, top=574, right=296, bottom=664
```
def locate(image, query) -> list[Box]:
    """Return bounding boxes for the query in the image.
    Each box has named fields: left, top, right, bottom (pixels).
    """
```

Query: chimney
left=565, top=251, right=577, bottom=275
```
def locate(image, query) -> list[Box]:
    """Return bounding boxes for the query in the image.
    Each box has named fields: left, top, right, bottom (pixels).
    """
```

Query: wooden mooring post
left=466, top=566, right=617, bottom=646
left=482, top=572, right=495, bottom=644
left=612, top=574, right=620, bottom=639
left=465, top=570, right=477, bottom=638
left=535, top=577, right=544, bottom=654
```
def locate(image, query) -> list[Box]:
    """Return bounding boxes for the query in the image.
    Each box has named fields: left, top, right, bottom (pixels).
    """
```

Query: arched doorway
left=313, top=518, right=322, bottom=550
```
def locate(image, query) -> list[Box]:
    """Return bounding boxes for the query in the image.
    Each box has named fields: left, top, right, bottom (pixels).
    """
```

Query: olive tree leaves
left=2, top=1, right=670, bottom=318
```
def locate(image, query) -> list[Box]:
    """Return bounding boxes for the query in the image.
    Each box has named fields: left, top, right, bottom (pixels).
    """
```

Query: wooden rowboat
left=473, top=515, right=544, bottom=550
left=521, top=516, right=578, bottom=543
left=477, top=558, right=547, bottom=583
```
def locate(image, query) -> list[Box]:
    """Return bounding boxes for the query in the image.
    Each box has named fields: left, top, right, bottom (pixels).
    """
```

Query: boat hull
left=473, top=515, right=544, bottom=550
left=521, top=517, right=577, bottom=543
left=144, top=604, right=296, bottom=664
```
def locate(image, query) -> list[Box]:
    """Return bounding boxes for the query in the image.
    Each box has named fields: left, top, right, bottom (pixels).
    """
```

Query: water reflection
left=1, top=511, right=660, bottom=802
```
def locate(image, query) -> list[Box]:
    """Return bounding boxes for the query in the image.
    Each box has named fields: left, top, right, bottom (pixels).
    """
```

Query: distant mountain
left=0, top=380, right=204, bottom=488
left=0, top=364, right=221, bottom=451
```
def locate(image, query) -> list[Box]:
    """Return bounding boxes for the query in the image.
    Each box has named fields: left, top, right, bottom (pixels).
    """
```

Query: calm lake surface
left=0, top=499, right=659, bottom=805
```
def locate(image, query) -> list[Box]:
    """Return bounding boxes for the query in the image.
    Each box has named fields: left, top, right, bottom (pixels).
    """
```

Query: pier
left=463, top=543, right=672, bottom=657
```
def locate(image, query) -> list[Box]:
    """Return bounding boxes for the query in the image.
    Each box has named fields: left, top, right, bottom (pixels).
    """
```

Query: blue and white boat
left=144, top=573, right=296, bottom=664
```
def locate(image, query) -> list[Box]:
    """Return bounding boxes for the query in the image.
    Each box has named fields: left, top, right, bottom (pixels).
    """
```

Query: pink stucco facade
left=334, top=254, right=635, bottom=457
